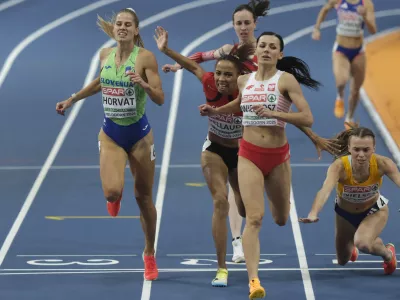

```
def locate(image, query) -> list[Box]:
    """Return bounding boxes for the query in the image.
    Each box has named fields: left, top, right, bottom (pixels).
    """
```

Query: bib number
left=377, top=195, right=389, bottom=209
left=202, top=136, right=212, bottom=152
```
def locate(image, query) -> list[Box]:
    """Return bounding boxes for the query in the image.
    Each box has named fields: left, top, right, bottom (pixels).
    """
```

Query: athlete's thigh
left=98, top=128, right=128, bottom=192
left=350, top=53, right=366, bottom=89
left=201, top=150, right=229, bottom=197
left=128, top=129, right=156, bottom=195
left=335, top=213, right=357, bottom=258
left=264, top=160, right=291, bottom=222
left=238, top=156, right=265, bottom=216
left=356, top=206, right=388, bottom=243
left=332, top=52, right=351, bottom=84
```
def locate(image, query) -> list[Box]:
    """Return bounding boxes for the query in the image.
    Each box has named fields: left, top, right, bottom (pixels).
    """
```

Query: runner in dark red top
left=155, top=25, right=256, bottom=287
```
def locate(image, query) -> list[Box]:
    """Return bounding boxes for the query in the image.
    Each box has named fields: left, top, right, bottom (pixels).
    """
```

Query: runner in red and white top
left=161, top=0, right=269, bottom=266
left=199, top=31, right=329, bottom=299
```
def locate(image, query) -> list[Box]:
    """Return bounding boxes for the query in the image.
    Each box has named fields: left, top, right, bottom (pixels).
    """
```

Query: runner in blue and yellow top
left=55, top=8, right=164, bottom=281
left=300, top=126, right=399, bottom=275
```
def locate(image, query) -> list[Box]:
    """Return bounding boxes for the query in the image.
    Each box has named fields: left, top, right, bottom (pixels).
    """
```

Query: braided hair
left=334, top=125, right=376, bottom=159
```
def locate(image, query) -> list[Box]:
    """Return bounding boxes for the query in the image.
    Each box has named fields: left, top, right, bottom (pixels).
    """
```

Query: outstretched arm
left=155, top=26, right=206, bottom=81
left=56, top=47, right=111, bottom=115
left=69, top=47, right=111, bottom=103
left=163, top=44, right=234, bottom=72
left=299, top=159, right=342, bottom=223
left=296, top=126, right=341, bottom=159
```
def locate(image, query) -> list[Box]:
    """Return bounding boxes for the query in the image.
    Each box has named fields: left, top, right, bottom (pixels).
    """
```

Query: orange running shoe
left=249, top=278, right=266, bottom=299
left=334, top=98, right=345, bottom=118
left=106, top=189, right=123, bottom=217
left=383, top=243, right=397, bottom=275
left=143, top=254, right=158, bottom=281
left=350, top=246, right=359, bottom=262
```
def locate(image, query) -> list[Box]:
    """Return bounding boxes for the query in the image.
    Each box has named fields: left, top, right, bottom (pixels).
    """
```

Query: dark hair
left=97, top=8, right=144, bottom=47
left=232, top=0, right=270, bottom=22
left=216, top=42, right=256, bottom=74
left=256, top=31, right=322, bottom=90
left=335, top=126, right=376, bottom=159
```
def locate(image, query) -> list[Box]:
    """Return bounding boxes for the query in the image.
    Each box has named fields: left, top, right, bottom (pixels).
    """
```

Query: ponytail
left=135, top=34, right=144, bottom=48
left=257, top=31, right=322, bottom=90
left=276, top=56, right=321, bottom=90
left=97, top=8, right=144, bottom=47
left=96, top=14, right=114, bottom=39
left=232, top=0, right=270, bottom=22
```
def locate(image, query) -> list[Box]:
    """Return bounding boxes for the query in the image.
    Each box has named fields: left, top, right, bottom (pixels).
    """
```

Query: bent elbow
left=157, top=93, right=165, bottom=106
left=304, top=114, right=314, bottom=127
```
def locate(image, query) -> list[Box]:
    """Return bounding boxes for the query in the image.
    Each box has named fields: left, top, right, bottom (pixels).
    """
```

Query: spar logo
left=103, top=87, right=124, bottom=96
left=102, top=87, right=135, bottom=97
left=125, top=88, right=135, bottom=97
left=343, top=184, right=379, bottom=193
left=243, top=94, right=266, bottom=103
left=268, top=94, right=277, bottom=102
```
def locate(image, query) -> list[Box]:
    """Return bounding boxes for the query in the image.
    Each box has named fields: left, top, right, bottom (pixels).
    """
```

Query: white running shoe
left=232, top=237, right=245, bottom=263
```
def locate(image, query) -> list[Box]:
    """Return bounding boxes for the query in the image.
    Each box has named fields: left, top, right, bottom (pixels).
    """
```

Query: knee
left=274, top=216, right=288, bottom=227
left=235, top=197, right=246, bottom=218
left=213, top=194, right=229, bottom=217
left=349, top=88, right=360, bottom=98
left=238, top=206, right=246, bottom=218
left=104, top=188, right=122, bottom=203
left=134, top=180, right=153, bottom=201
left=336, top=257, right=349, bottom=266
left=272, top=213, right=289, bottom=226
left=354, top=239, right=372, bottom=254
left=335, top=77, right=348, bottom=89
left=246, top=213, right=264, bottom=229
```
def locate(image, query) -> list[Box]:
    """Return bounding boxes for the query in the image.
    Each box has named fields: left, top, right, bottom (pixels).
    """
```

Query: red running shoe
left=106, top=191, right=123, bottom=217
left=350, top=246, right=359, bottom=262
left=383, top=243, right=397, bottom=275
left=143, top=254, right=158, bottom=281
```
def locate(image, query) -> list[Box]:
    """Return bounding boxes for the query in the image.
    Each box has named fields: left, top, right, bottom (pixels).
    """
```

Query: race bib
left=102, top=87, right=137, bottom=118
left=208, top=114, right=242, bottom=139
